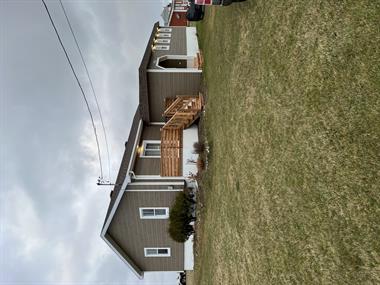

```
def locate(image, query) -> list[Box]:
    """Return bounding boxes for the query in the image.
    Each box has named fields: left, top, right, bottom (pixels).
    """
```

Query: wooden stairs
left=162, top=95, right=203, bottom=130
left=160, top=94, right=203, bottom=177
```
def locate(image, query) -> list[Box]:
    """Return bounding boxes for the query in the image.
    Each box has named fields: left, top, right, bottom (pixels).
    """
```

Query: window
left=157, top=33, right=171, bottom=38
left=141, top=141, right=160, bottom=157
left=144, top=247, right=171, bottom=257
left=159, top=28, right=172, bottom=33
left=154, top=45, right=170, bottom=51
left=139, top=207, right=169, bottom=219
left=155, top=38, right=171, bottom=44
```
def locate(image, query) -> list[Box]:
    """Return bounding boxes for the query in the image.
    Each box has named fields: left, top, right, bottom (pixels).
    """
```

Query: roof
left=100, top=106, right=144, bottom=278
left=101, top=107, right=141, bottom=231
left=161, top=5, right=171, bottom=26
left=139, top=22, right=160, bottom=123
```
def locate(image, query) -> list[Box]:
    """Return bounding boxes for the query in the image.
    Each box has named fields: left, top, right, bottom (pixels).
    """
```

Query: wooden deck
left=160, top=128, right=182, bottom=177
left=160, top=94, right=204, bottom=177
left=163, top=95, right=203, bottom=130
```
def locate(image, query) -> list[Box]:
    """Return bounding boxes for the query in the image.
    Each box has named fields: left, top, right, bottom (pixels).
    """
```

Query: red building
left=161, top=0, right=189, bottom=27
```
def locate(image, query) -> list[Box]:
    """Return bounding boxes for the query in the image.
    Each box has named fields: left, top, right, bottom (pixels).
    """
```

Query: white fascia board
left=186, top=27, right=199, bottom=57
left=184, top=234, right=194, bottom=270
left=129, top=181, right=185, bottom=186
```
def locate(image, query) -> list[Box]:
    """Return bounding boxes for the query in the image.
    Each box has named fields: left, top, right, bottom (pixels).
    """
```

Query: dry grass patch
left=194, top=1, right=380, bottom=284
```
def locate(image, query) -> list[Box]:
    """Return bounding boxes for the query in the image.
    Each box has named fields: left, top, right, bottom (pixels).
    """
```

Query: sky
left=0, top=0, right=178, bottom=284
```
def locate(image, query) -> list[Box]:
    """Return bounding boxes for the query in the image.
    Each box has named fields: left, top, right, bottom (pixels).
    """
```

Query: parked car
left=186, top=1, right=205, bottom=22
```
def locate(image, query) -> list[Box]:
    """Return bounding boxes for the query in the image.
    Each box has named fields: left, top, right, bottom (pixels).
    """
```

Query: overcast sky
left=0, top=1, right=178, bottom=284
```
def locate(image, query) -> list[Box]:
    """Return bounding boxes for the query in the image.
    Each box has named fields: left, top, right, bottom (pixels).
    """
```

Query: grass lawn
left=194, top=1, right=380, bottom=284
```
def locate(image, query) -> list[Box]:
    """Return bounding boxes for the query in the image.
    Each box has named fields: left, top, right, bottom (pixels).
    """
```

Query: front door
left=159, top=58, right=187, bottom=68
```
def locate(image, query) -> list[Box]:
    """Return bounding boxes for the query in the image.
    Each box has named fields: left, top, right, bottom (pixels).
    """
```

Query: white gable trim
left=100, top=119, right=143, bottom=279
left=101, top=235, right=143, bottom=279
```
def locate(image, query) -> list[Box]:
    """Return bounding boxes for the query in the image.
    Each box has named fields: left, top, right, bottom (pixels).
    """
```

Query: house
left=161, top=0, right=189, bottom=27
left=100, top=22, right=203, bottom=279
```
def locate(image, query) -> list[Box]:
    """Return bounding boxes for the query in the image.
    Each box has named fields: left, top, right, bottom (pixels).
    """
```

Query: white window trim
left=141, top=140, right=161, bottom=158
left=159, top=28, right=172, bottom=33
left=154, top=45, right=170, bottom=51
left=134, top=175, right=184, bottom=179
left=149, top=122, right=165, bottom=126
left=155, top=38, right=171, bottom=44
left=157, top=33, right=171, bottom=38
left=144, top=247, right=171, bottom=257
left=147, top=68, right=202, bottom=73
left=139, top=207, right=169, bottom=219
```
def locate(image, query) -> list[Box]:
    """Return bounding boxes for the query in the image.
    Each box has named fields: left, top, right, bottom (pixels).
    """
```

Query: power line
left=59, top=0, right=111, bottom=182
left=41, top=0, right=104, bottom=179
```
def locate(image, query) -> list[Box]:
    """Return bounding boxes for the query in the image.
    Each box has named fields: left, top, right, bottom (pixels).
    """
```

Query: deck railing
left=162, top=95, right=203, bottom=130
left=160, top=94, right=203, bottom=176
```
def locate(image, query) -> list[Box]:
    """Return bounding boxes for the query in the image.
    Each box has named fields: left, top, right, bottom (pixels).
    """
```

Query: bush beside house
left=168, top=191, right=195, bottom=242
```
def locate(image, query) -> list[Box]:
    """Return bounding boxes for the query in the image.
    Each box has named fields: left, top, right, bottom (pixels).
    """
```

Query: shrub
left=168, top=191, right=194, bottom=242
left=196, top=158, right=205, bottom=172
left=193, top=142, right=205, bottom=154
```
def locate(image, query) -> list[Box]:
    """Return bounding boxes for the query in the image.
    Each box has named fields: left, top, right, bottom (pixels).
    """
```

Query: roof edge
left=168, top=0, right=175, bottom=25
left=100, top=117, right=144, bottom=275
left=101, top=118, right=142, bottom=235
left=102, top=233, right=144, bottom=279
left=139, top=22, right=160, bottom=122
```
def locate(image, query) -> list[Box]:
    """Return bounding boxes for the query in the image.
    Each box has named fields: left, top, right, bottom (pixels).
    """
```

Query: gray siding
left=133, top=125, right=161, bottom=175
left=149, top=27, right=187, bottom=70
left=108, top=191, right=184, bottom=271
left=140, top=124, right=161, bottom=140
left=147, top=72, right=202, bottom=122
left=134, top=159, right=160, bottom=175
left=105, top=233, right=143, bottom=276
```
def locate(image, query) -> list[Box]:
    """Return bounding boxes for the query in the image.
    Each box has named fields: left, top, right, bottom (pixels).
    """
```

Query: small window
left=155, top=38, right=171, bottom=44
left=144, top=247, right=171, bottom=257
left=140, top=207, right=169, bottom=219
left=159, top=28, right=172, bottom=33
left=154, top=45, right=170, bottom=51
left=141, top=141, right=160, bottom=157
left=157, top=33, right=171, bottom=38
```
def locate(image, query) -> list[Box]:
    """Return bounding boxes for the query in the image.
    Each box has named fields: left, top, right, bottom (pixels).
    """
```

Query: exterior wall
left=108, top=191, right=184, bottom=271
left=147, top=72, right=202, bottom=122
left=170, top=12, right=188, bottom=26
left=133, top=124, right=161, bottom=175
left=149, top=27, right=187, bottom=70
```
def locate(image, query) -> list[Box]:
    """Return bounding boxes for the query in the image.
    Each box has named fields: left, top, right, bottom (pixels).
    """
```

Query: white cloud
left=3, top=187, right=45, bottom=259
left=1, top=1, right=179, bottom=284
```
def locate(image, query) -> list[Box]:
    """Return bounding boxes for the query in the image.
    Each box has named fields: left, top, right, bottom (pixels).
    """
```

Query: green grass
left=194, top=1, right=380, bottom=284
